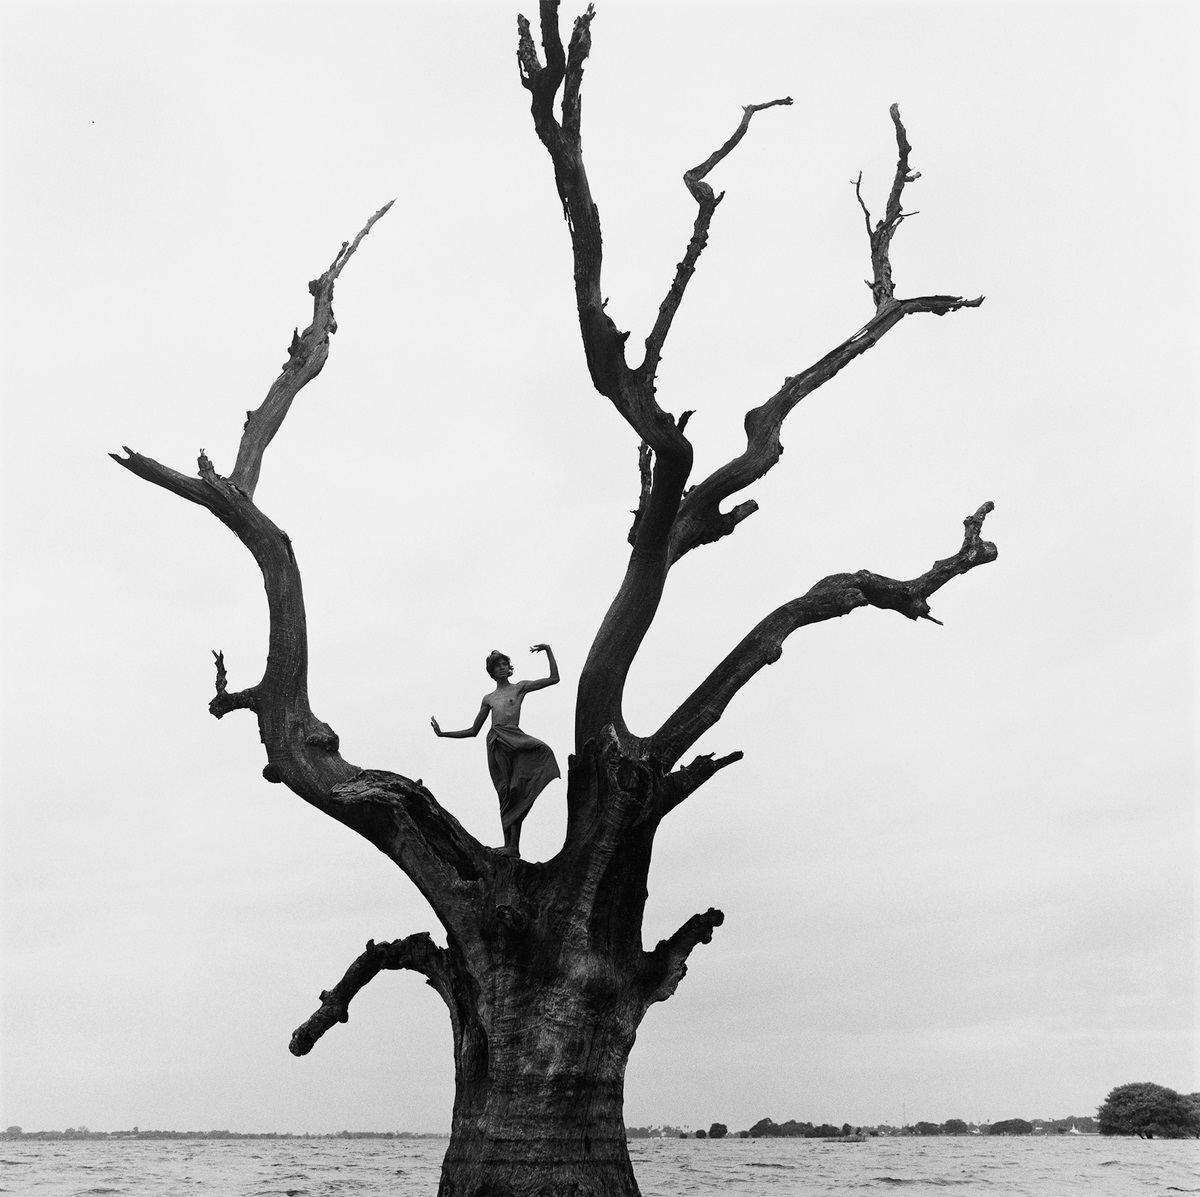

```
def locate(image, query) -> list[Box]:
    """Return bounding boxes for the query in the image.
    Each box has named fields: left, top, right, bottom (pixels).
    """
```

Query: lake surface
left=2, top=1134, right=1198, bottom=1195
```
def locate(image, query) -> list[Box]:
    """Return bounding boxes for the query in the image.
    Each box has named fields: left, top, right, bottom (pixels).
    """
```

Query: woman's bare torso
left=484, top=682, right=526, bottom=728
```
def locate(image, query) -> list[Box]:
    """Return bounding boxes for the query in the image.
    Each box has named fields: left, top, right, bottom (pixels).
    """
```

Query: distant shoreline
left=3, top=1124, right=1107, bottom=1142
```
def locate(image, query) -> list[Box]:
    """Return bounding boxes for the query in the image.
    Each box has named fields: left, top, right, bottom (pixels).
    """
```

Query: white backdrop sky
left=1, top=0, right=1195, bottom=1135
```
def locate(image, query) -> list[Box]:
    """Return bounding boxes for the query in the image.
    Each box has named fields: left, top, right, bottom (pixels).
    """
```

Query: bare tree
left=113, top=4, right=994, bottom=1195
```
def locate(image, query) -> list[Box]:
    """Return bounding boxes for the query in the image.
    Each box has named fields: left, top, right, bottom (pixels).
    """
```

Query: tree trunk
left=432, top=750, right=669, bottom=1197
left=440, top=986, right=640, bottom=1196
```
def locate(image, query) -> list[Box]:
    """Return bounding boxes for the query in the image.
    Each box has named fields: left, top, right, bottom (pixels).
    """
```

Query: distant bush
left=708, top=1123, right=727, bottom=1139
left=747, top=1117, right=779, bottom=1137
left=745, top=1117, right=852, bottom=1139
left=989, top=1119, right=1033, bottom=1136
left=1098, top=1083, right=1200, bottom=1139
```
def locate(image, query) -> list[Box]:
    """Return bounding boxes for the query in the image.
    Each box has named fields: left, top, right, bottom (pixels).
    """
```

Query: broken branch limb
left=289, top=933, right=451, bottom=1056
left=230, top=201, right=392, bottom=500
left=658, top=750, right=744, bottom=819
left=208, top=650, right=257, bottom=718
left=626, top=441, right=654, bottom=546
left=642, top=907, right=725, bottom=1005
left=652, top=503, right=997, bottom=768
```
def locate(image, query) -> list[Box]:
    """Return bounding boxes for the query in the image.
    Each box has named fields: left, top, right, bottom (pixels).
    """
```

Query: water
left=2, top=1135, right=1198, bottom=1196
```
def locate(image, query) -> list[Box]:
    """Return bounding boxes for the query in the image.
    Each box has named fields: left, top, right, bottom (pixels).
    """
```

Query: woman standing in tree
left=431, top=644, right=560, bottom=857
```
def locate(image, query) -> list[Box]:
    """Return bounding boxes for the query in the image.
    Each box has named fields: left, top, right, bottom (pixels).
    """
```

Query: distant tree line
left=630, top=1113, right=1108, bottom=1140
left=18, top=1083, right=1196, bottom=1146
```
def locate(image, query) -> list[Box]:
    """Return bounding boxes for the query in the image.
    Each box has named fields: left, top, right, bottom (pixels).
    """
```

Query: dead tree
left=114, top=4, right=994, bottom=1194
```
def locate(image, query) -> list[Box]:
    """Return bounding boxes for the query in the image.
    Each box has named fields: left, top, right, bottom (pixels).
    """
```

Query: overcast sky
left=1, top=0, right=1194, bottom=1136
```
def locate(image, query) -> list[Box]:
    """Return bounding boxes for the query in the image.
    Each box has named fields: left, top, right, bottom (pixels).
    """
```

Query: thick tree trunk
left=431, top=750, right=668, bottom=1197
left=439, top=990, right=640, bottom=1196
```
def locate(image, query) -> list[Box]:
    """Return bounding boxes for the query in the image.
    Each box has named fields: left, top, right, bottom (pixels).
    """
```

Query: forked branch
left=519, top=4, right=642, bottom=416
left=520, top=1, right=697, bottom=748
left=652, top=503, right=997, bottom=768
left=668, top=106, right=984, bottom=564
left=113, top=202, right=393, bottom=786
left=855, top=104, right=917, bottom=313
left=289, top=934, right=452, bottom=1056
left=209, top=649, right=256, bottom=718
left=522, top=7, right=804, bottom=749
left=110, top=208, right=394, bottom=792
left=113, top=208, right=496, bottom=941
left=111, top=443, right=345, bottom=798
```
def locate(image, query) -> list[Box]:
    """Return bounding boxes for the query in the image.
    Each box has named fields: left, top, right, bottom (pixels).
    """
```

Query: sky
left=1, top=0, right=1195, bottom=1137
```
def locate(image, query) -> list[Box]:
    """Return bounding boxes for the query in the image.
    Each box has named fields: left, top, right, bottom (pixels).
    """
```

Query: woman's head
left=485, top=650, right=512, bottom=680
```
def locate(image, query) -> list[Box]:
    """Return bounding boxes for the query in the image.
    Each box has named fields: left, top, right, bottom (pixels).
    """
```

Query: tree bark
left=436, top=887, right=646, bottom=1197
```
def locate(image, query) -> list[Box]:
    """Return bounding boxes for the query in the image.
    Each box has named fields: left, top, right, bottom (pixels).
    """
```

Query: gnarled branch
left=112, top=443, right=357, bottom=801
left=642, top=907, right=725, bottom=1005
left=652, top=503, right=997, bottom=769
left=668, top=106, right=984, bottom=565
left=289, top=933, right=451, bottom=1056
left=521, top=13, right=792, bottom=752
left=113, top=208, right=498, bottom=942
left=112, top=203, right=392, bottom=782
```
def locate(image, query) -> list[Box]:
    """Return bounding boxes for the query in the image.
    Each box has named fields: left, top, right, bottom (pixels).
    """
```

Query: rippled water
left=2, top=1135, right=1198, bottom=1195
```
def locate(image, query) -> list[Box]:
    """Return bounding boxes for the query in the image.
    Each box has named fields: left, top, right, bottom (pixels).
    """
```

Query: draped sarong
left=486, top=724, right=560, bottom=830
